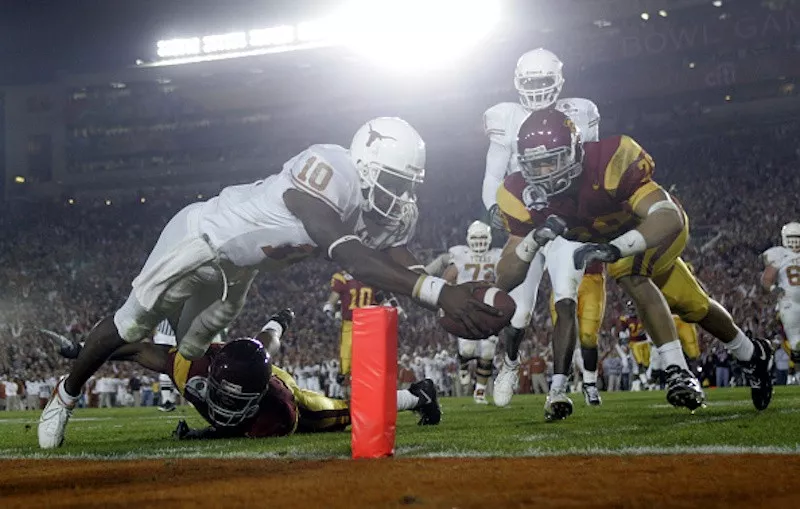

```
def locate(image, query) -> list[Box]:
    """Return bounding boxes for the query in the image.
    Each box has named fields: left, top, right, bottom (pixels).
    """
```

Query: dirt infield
left=2, top=455, right=796, bottom=508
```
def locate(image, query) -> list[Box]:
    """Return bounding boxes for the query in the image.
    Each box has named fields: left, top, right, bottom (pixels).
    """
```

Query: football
left=439, top=286, right=516, bottom=339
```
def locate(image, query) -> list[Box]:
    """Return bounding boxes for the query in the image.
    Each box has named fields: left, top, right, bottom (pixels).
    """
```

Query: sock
left=396, top=389, right=420, bottom=411
left=474, top=382, right=486, bottom=393
left=583, top=371, right=597, bottom=384
left=262, top=320, right=284, bottom=337
left=58, top=379, right=79, bottom=406
left=504, top=353, right=520, bottom=368
left=639, top=373, right=648, bottom=384
left=725, top=328, right=755, bottom=362
left=658, top=340, right=689, bottom=370
left=551, top=374, right=568, bottom=392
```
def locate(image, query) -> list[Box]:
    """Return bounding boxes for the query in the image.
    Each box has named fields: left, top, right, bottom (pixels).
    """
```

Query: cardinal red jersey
left=496, top=135, right=681, bottom=245
left=330, top=271, right=377, bottom=321
left=167, top=345, right=298, bottom=438
left=619, top=314, right=647, bottom=343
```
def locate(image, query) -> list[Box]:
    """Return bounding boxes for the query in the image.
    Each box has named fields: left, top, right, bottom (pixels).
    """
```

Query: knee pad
left=179, top=299, right=243, bottom=360
left=478, top=338, right=497, bottom=362
left=579, top=333, right=598, bottom=349
left=458, top=338, right=477, bottom=360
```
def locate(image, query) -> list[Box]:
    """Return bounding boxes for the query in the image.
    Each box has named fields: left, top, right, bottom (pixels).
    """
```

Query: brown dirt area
left=1, top=455, right=795, bottom=508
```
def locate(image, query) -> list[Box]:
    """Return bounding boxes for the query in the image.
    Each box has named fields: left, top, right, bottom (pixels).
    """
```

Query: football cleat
left=493, top=356, right=520, bottom=407
left=40, top=329, right=82, bottom=359
left=409, top=378, right=441, bottom=425
left=158, top=401, right=176, bottom=412
left=665, top=365, right=706, bottom=411
left=739, top=337, right=774, bottom=411
left=544, top=389, right=574, bottom=421
left=473, top=387, right=488, bottom=405
left=38, top=377, right=75, bottom=449
left=582, top=383, right=602, bottom=406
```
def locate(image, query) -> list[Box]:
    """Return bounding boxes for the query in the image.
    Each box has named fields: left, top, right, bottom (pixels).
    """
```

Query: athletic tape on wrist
left=514, top=232, right=540, bottom=263
left=610, top=230, right=647, bottom=258
left=412, top=275, right=447, bottom=307
left=327, top=235, right=362, bottom=259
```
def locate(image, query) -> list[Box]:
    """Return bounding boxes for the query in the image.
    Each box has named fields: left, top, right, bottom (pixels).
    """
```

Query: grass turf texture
left=2, top=386, right=799, bottom=459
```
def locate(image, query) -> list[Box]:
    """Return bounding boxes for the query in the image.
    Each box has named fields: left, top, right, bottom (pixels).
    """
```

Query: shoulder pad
left=483, top=102, right=523, bottom=141
left=288, top=145, right=360, bottom=217
left=763, top=246, right=788, bottom=266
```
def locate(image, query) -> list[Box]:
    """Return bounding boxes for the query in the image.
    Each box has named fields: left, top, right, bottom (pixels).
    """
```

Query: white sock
left=262, top=320, right=284, bottom=337
left=657, top=340, right=689, bottom=370
left=58, top=379, right=79, bottom=406
left=475, top=382, right=486, bottom=392
left=504, top=353, right=520, bottom=368
left=725, top=329, right=755, bottom=362
left=551, top=374, right=568, bottom=392
left=396, top=390, right=419, bottom=411
left=583, top=371, right=597, bottom=384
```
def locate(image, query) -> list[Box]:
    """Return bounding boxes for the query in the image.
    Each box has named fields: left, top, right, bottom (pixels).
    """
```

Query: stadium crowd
left=1, top=108, right=799, bottom=407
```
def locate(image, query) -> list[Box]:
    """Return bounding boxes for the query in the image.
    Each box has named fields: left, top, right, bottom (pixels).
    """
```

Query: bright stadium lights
left=712, top=0, right=723, bottom=6
left=14, top=176, right=25, bottom=184
left=105, top=199, right=112, bottom=206
left=641, top=12, right=650, bottom=20
left=67, top=199, right=75, bottom=205
left=296, top=19, right=336, bottom=42
left=249, top=25, right=295, bottom=47
left=332, top=0, right=502, bottom=73
left=658, top=9, right=668, bottom=17
left=202, top=32, right=248, bottom=53
left=156, top=37, right=201, bottom=58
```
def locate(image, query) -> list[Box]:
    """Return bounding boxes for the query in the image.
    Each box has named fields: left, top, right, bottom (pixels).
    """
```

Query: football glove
left=533, top=215, right=567, bottom=246
left=487, top=204, right=506, bottom=231
left=573, top=243, right=622, bottom=270
left=322, top=302, right=335, bottom=320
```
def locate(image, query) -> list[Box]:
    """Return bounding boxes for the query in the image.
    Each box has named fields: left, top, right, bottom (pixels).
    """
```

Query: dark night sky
left=0, top=0, right=332, bottom=85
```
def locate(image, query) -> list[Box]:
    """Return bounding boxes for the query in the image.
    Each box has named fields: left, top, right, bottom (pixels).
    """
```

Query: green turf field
left=2, top=387, right=799, bottom=459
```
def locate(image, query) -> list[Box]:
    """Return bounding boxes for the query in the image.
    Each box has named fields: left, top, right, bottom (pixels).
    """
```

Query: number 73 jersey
left=448, top=245, right=503, bottom=284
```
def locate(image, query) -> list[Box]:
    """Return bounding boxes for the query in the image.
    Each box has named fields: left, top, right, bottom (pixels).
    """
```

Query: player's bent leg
left=295, top=389, right=351, bottom=433
left=339, top=321, right=353, bottom=377
left=546, top=299, right=578, bottom=420
left=494, top=326, right=524, bottom=407
left=577, top=273, right=605, bottom=405
left=473, top=338, right=496, bottom=404
left=660, top=259, right=772, bottom=410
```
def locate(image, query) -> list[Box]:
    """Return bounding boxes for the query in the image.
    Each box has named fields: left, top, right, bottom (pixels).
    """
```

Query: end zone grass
left=1, top=386, right=798, bottom=459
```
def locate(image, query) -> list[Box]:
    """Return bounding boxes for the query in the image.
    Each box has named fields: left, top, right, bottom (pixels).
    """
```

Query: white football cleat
left=493, top=356, right=519, bottom=407
left=544, top=389, right=574, bottom=421
left=473, top=387, right=489, bottom=405
left=38, top=378, right=75, bottom=449
left=582, top=383, right=602, bottom=406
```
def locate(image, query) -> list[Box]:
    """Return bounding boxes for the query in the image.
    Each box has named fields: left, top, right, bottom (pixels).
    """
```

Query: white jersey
left=197, top=144, right=416, bottom=270
left=445, top=245, right=502, bottom=284
left=482, top=98, right=600, bottom=209
left=763, top=246, right=800, bottom=305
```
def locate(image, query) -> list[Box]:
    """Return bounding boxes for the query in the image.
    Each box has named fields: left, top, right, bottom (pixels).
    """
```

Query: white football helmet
left=467, top=221, right=492, bottom=254
left=782, top=222, right=800, bottom=252
left=350, top=117, right=426, bottom=223
left=514, top=48, right=564, bottom=111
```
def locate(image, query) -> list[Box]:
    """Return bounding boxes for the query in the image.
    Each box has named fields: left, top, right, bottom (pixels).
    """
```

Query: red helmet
left=206, top=338, right=272, bottom=427
left=516, top=108, right=583, bottom=197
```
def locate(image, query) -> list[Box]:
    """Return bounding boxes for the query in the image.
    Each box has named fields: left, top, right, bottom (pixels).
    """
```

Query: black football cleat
left=268, top=308, right=295, bottom=335
left=665, top=365, right=706, bottom=411
left=39, top=329, right=82, bottom=359
left=409, top=378, right=441, bottom=425
left=739, top=337, right=774, bottom=411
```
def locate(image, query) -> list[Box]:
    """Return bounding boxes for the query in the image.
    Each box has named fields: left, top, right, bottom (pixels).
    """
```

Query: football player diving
left=39, top=117, right=502, bottom=449
left=46, top=309, right=441, bottom=440
left=482, top=48, right=607, bottom=416
left=495, top=107, right=774, bottom=416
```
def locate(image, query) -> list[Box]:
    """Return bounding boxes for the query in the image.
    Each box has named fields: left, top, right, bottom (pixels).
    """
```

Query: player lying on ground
left=39, top=116, right=501, bottom=449
left=47, top=309, right=441, bottom=440
left=495, top=107, right=773, bottom=416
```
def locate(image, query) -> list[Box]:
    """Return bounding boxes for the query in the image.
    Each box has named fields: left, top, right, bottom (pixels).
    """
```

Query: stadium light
left=641, top=12, right=650, bottom=20
left=332, top=0, right=502, bottom=73
left=658, top=10, right=668, bottom=17
left=202, top=32, right=248, bottom=53
left=157, top=37, right=201, bottom=58
left=249, top=26, right=295, bottom=47
left=13, top=176, right=25, bottom=184
left=712, top=0, right=723, bottom=6
left=68, top=199, right=75, bottom=205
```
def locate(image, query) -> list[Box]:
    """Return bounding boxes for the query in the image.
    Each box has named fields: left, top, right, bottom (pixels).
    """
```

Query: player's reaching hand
left=438, top=282, right=503, bottom=338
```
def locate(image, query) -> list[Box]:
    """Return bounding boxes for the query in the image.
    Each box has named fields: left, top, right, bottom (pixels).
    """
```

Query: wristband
left=412, top=275, right=447, bottom=307
left=610, top=230, right=647, bottom=258
left=514, top=231, right=540, bottom=263
left=327, top=235, right=362, bottom=259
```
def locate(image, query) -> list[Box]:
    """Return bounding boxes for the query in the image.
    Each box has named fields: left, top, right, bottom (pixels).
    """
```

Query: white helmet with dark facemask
left=782, top=222, right=800, bottom=252
left=514, top=48, right=564, bottom=111
left=350, top=117, right=426, bottom=224
left=466, top=221, right=491, bottom=254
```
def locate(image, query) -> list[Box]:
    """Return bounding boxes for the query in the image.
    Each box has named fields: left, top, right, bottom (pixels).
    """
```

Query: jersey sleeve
left=602, top=135, right=661, bottom=212
left=167, top=346, right=217, bottom=395
left=483, top=104, right=516, bottom=210
left=496, top=173, right=534, bottom=237
left=287, top=146, right=360, bottom=219
left=330, top=272, right=348, bottom=293
left=556, top=98, right=600, bottom=143
left=762, top=247, right=787, bottom=267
